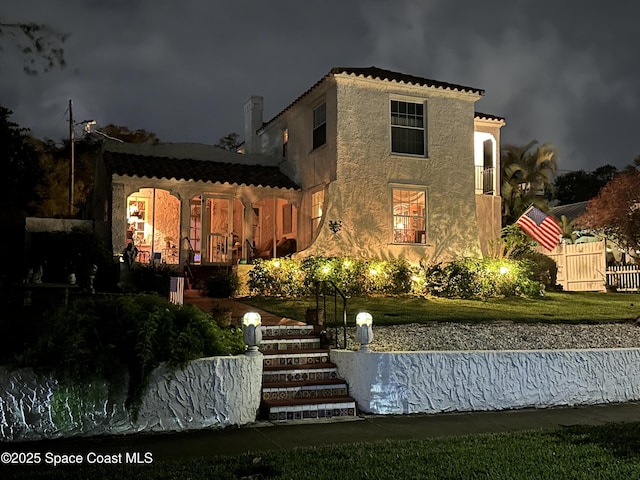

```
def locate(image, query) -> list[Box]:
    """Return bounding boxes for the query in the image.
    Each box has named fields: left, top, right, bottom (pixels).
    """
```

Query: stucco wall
left=290, top=74, right=483, bottom=264
left=331, top=349, right=640, bottom=415
left=0, top=355, right=262, bottom=442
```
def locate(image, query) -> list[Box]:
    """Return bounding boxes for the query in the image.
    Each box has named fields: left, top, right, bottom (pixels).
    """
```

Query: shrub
left=250, top=256, right=415, bottom=297
left=249, top=258, right=307, bottom=297
left=15, top=294, right=245, bottom=418
left=129, top=262, right=181, bottom=296
left=203, top=268, right=240, bottom=298
left=421, top=258, right=544, bottom=299
left=513, top=250, right=560, bottom=291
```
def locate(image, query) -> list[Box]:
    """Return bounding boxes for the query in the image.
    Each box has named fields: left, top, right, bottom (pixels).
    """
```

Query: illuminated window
left=311, top=189, right=324, bottom=236
left=282, top=128, right=289, bottom=158
left=391, top=100, right=425, bottom=156
left=392, top=188, right=427, bottom=244
left=312, top=103, right=326, bottom=149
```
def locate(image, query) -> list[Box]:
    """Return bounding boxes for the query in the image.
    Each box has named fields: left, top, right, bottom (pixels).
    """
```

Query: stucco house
left=87, top=67, right=504, bottom=269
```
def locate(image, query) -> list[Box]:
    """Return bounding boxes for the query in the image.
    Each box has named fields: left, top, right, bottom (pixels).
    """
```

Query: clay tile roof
left=259, top=66, right=484, bottom=132
left=103, top=151, right=300, bottom=190
left=475, top=111, right=506, bottom=123
left=332, top=67, right=484, bottom=95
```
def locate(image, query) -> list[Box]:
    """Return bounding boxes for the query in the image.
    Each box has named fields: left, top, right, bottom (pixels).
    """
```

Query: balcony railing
left=475, top=166, right=495, bottom=195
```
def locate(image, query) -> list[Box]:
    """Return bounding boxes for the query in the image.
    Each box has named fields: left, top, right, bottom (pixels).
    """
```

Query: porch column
left=179, top=195, right=191, bottom=265
left=112, top=183, right=126, bottom=257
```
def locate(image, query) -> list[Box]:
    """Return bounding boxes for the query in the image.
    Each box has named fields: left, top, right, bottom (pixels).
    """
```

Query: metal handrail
left=183, top=236, right=196, bottom=283
left=315, top=280, right=348, bottom=349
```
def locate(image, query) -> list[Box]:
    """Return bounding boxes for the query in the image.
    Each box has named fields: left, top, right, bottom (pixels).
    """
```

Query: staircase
left=259, top=325, right=357, bottom=422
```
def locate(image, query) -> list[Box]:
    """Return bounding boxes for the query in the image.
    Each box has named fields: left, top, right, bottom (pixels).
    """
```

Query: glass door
left=202, top=196, right=232, bottom=264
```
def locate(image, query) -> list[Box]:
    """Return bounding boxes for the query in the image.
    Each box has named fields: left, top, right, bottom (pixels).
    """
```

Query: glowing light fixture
left=355, top=311, right=374, bottom=352
left=242, top=312, right=262, bottom=355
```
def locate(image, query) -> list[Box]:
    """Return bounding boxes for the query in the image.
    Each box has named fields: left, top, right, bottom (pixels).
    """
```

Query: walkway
left=183, top=289, right=303, bottom=326
left=12, top=402, right=640, bottom=460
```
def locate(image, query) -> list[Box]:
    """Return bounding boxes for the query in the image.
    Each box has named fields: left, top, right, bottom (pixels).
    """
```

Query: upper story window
left=391, top=100, right=425, bottom=156
left=282, top=128, right=289, bottom=158
left=312, top=103, right=326, bottom=149
left=392, top=188, right=427, bottom=244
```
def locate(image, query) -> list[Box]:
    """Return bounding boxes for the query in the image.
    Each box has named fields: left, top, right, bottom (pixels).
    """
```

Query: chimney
left=244, top=95, right=264, bottom=154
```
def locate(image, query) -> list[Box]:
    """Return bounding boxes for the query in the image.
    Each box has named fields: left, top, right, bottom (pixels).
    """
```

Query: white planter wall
left=331, top=349, right=640, bottom=415
left=0, top=355, right=262, bottom=442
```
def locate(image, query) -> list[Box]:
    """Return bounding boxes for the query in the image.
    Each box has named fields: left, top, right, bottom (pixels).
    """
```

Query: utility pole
left=69, top=99, right=75, bottom=216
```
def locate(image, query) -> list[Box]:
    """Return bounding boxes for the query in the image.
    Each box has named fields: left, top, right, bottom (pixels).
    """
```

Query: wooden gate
left=537, top=241, right=607, bottom=292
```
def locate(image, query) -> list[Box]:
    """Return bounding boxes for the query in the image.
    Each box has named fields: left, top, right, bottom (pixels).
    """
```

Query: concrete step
left=263, top=397, right=357, bottom=422
left=262, top=378, right=349, bottom=401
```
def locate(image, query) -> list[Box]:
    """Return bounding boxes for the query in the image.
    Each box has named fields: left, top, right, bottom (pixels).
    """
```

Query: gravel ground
left=334, top=322, right=640, bottom=352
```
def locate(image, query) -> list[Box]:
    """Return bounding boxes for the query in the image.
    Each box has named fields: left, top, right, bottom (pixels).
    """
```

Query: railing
left=183, top=236, right=196, bottom=285
left=315, top=280, right=348, bottom=349
left=474, top=166, right=494, bottom=194
left=606, top=264, right=640, bottom=292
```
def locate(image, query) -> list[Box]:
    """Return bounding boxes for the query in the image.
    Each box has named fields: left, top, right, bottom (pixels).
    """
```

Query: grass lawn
left=241, top=291, right=640, bottom=325
left=8, top=422, right=640, bottom=479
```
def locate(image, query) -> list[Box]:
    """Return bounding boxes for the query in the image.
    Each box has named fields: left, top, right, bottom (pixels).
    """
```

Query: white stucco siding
left=299, top=75, right=482, bottom=263
left=0, top=356, right=262, bottom=441
left=331, top=349, right=640, bottom=415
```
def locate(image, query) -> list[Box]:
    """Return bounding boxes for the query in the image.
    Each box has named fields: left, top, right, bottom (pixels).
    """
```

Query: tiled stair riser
left=261, top=326, right=315, bottom=337
left=269, top=403, right=356, bottom=422
left=262, top=385, right=348, bottom=401
left=260, top=339, right=321, bottom=351
left=262, top=368, right=338, bottom=384
left=263, top=352, right=330, bottom=367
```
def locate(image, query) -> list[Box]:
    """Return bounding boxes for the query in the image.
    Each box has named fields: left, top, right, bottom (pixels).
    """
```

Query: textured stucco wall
left=0, top=355, right=262, bottom=442
left=290, top=74, right=483, bottom=264
left=331, top=349, right=640, bottom=415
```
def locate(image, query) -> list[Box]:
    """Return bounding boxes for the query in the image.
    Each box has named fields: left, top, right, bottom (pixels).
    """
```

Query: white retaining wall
left=331, top=349, right=640, bottom=415
left=0, top=355, right=262, bottom=442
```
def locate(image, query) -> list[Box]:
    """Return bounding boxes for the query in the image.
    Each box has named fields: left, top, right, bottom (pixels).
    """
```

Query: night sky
left=2, top=0, right=639, bottom=172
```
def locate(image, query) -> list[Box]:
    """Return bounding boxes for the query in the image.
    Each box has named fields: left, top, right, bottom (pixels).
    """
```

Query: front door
left=203, top=196, right=232, bottom=264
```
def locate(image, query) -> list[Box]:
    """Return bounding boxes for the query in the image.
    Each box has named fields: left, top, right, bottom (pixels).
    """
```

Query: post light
left=499, top=266, right=509, bottom=275
left=242, top=312, right=262, bottom=356
left=355, top=311, right=374, bottom=352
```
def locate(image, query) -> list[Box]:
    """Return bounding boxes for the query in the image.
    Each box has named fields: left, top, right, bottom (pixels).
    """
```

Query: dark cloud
left=1, top=0, right=639, bottom=171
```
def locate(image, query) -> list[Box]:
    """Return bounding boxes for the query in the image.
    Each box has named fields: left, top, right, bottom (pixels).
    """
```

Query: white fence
left=606, top=265, right=640, bottom=292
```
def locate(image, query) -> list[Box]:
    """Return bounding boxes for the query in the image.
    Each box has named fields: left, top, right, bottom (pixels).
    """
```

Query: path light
left=243, top=312, right=262, bottom=356
left=355, top=311, right=374, bottom=352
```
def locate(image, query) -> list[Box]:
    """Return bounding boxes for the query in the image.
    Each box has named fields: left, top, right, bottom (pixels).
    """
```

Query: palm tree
left=501, top=140, right=558, bottom=226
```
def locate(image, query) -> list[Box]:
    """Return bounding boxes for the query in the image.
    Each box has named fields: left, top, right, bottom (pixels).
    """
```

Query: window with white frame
left=311, top=189, right=324, bottom=236
left=312, top=103, right=326, bottom=149
left=392, top=188, right=427, bottom=244
left=391, top=100, right=425, bottom=156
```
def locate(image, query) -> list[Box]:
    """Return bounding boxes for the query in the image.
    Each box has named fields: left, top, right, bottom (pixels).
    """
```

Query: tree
left=0, top=21, right=68, bottom=74
left=576, top=170, right=640, bottom=261
left=0, top=106, right=43, bottom=214
left=33, top=136, right=101, bottom=217
left=553, top=164, right=617, bottom=205
left=215, top=132, right=241, bottom=151
left=99, top=124, right=160, bottom=144
left=500, top=140, right=558, bottom=226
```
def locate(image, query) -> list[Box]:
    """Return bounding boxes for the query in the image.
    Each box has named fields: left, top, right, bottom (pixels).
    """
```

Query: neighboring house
left=87, top=67, right=504, bottom=267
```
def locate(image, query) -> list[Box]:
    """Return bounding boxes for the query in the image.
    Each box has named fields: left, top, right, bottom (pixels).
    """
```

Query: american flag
left=516, top=206, right=562, bottom=251
left=169, top=276, right=184, bottom=305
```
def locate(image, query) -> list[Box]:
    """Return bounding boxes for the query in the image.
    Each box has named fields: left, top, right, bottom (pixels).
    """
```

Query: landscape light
left=355, top=311, right=374, bottom=352
left=242, top=312, right=262, bottom=355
